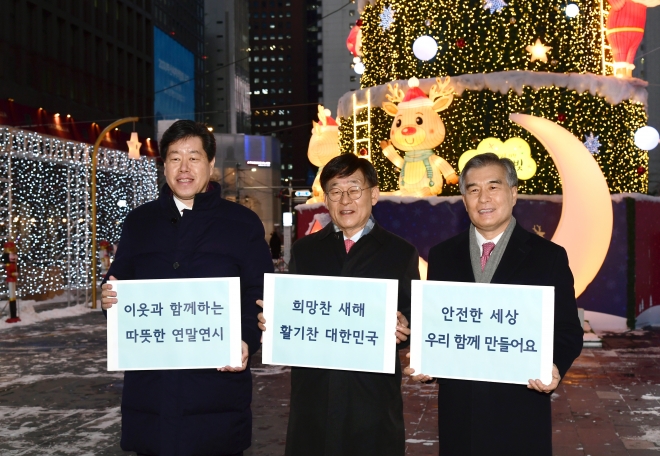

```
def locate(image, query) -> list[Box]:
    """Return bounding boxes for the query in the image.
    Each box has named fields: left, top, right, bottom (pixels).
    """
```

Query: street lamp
left=91, top=117, right=139, bottom=309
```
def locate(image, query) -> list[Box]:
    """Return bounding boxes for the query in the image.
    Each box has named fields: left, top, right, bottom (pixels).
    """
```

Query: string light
left=0, top=127, right=157, bottom=298
left=339, top=0, right=647, bottom=195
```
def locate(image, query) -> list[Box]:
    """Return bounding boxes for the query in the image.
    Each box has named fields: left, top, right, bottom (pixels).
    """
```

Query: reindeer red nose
left=401, top=127, right=417, bottom=136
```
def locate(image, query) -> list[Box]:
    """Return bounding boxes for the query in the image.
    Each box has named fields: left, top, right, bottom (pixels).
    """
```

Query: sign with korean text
left=107, top=277, right=242, bottom=371
left=261, top=274, right=398, bottom=374
left=410, top=281, right=554, bottom=385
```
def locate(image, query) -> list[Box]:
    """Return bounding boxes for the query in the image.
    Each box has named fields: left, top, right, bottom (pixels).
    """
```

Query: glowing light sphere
left=634, top=126, right=660, bottom=150
left=412, top=35, right=438, bottom=61
left=565, top=3, right=580, bottom=18
left=353, top=61, right=365, bottom=74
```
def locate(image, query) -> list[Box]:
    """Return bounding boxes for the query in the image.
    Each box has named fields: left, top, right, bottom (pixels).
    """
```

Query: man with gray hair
left=406, top=152, right=583, bottom=455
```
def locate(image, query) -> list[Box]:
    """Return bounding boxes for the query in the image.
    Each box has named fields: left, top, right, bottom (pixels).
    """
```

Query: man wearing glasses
left=260, top=154, right=419, bottom=456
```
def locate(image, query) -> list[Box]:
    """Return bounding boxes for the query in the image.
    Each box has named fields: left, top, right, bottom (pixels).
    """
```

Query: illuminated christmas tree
left=337, top=0, right=654, bottom=194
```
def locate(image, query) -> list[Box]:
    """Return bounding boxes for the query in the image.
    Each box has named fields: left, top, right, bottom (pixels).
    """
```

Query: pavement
left=0, top=310, right=659, bottom=456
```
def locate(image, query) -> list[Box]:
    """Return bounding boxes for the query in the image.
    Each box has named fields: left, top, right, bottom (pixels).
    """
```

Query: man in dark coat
left=259, top=154, right=419, bottom=455
left=101, top=120, right=273, bottom=456
left=406, top=153, right=583, bottom=455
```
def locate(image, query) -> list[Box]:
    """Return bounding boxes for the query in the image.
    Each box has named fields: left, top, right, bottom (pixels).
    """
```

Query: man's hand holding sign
left=103, top=277, right=246, bottom=372
left=99, top=121, right=274, bottom=456
left=403, top=153, right=583, bottom=456
left=258, top=154, right=420, bottom=456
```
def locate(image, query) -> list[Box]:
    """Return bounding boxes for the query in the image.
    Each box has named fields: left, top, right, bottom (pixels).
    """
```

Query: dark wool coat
left=427, top=224, right=583, bottom=456
left=284, top=221, right=420, bottom=456
left=106, top=182, right=273, bottom=456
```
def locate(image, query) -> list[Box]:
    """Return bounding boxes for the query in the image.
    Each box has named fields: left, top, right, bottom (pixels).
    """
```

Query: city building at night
left=248, top=0, right=322, bottom=187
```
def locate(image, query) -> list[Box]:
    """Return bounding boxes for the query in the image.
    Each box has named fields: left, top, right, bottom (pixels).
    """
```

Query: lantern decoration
left=606, top=0, right=660, bottom=78
left=483, top=0, right=508, bottom=14
left=99, top=239, right=112, bottom=274
left=379, top=5, right=396, bottom=30
left=353, top=57, right=365, bottom=75
left=526, top=38, right=552, bottom=63
left=307, top=106, right=341, bottom=204
left=566, top=3, right=580, bottom=17
left=413, top=35, right=439, bottom=61
left=634, top=126, right=660, bottom=150
left=583, top=133, right=602, bottom=154
left=127, top=131, right=142, bottom=159
left=3, top=240, right=20, bottom=323
left=346, top=20, right=363, bottom=57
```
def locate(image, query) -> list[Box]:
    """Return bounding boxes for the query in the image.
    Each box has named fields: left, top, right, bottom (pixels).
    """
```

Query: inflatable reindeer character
left=380, top=77, right=458, bottom=196
left=306, top=105, right=341, bottom=204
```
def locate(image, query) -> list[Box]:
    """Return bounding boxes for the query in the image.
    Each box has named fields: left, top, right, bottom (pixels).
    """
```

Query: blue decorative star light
left=379, top=5, right=396, bottom=30
left=583, top=133, right=601, bottom=154
left=483, top=0, right=508, bottom=14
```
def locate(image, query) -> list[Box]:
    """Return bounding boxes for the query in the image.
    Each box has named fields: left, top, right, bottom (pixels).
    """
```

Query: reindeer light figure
left=380, top=77, right=458, bottom=196
left=306, top=105, right=341, bottom=204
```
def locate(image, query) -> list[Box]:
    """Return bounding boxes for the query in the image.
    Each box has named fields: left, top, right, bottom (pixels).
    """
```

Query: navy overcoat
left=427, top=223, right=583, bottom=456
left=106, top=182, right=273, bottom=456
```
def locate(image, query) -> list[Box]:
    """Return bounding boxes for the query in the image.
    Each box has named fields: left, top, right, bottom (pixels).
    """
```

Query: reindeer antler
left=385, top=83, right=405, bottom=104
left=429, top=76, right=453, bottom=103
left=317, top=105, right=327, bottom=123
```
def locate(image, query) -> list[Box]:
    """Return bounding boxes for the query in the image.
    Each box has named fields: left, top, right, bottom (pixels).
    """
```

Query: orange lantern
left=606, top=0, right=660, bottom=77
left=346, top=20, right=363, bottom=57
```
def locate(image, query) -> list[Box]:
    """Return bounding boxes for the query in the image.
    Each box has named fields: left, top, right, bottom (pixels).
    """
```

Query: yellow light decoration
left=339, top=0, right=647, bottom=195
left=126, top=132, right=142, bottom=160
left=339, top=86, right=648, bottom=195
left=510, top=114, right=613, bottom=297
left=458, top=137, right=537, bottom=180
left=526, top=38, right=553, bottom=63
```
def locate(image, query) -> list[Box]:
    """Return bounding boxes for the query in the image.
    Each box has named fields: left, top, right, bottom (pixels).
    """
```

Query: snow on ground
left=584, top=310, right=629, bottom=334
left=0, top=297, right=101, bottom=331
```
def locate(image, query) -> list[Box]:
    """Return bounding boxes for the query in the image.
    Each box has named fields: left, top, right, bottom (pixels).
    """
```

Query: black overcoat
left=106, top=182, right=273, bottom=456
left=284, top=221, right=420, bottom=456
left=427, top=223, right=583, bottom=456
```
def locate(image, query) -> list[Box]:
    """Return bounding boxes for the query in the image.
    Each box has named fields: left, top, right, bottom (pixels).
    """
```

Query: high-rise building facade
left=0, top=0, right=155, bottom=140
left=152, top=0, right=205, bottom=123
left=320, top=0, right=361, bottom=117
left=0, top=0, right=207, bottom=153
left=248, top=0, right=322, bottom=186
left=636, top=8, right=660, bottom=194
left=204, top=0, right=251, bottom=134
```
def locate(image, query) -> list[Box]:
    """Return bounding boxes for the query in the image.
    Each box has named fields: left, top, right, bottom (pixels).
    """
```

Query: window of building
left=288, top=164, right=293, bottom=169
left=254, top=78, right=260, bottom=83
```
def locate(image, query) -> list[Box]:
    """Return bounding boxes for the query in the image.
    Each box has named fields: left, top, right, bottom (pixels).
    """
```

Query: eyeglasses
left=325, top=186, right=373, bottom=202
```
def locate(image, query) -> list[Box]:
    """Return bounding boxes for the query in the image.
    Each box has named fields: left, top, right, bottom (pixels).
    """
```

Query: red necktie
left=345, top=239, right=355, bottom=253
left=481, top=242, right=496, bottom=271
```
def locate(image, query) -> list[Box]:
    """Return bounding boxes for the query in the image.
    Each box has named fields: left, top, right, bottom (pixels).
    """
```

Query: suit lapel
left=490, top=224, right=532, bottom=284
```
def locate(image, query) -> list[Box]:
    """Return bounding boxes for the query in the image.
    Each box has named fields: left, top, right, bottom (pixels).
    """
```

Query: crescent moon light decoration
left=510, top=113, right=613, bottom=297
